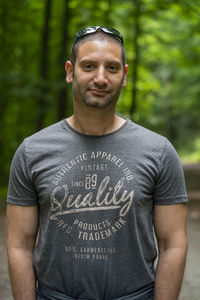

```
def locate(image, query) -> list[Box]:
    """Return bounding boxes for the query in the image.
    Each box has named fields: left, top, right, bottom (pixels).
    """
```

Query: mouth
left=88, top=89, right=109, bottom=96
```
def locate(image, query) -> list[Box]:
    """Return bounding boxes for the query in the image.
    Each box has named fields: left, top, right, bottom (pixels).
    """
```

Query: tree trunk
left=130, top=0, right=142, bottom=120
left=105, top=0, right=113, bottom=26
left=164, top=74, right=176, bottom=144
left=0, top=2, right=9, bottom=186
left=37, top=0, right=52, bottom=131
left=57, top=0, right=70, bottom=121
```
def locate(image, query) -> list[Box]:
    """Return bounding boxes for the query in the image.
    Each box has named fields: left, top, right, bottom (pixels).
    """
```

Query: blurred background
left=0, top=0, right=200, bottom=299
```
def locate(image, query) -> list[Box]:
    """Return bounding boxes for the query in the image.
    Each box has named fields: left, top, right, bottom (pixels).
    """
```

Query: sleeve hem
left=154, top=196, right=188, bottom=205
left=7, top=195, right=38, bottom=206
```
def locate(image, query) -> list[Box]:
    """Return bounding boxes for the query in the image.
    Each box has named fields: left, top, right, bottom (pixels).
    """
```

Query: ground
left=179, top=201, right=200, bottom=300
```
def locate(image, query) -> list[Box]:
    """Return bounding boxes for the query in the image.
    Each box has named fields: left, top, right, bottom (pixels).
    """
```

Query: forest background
left=0, top=0, right=200, bottom=198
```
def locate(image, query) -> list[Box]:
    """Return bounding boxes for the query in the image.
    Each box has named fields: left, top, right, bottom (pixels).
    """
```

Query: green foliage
left=0, top=0, right=200, bottom=187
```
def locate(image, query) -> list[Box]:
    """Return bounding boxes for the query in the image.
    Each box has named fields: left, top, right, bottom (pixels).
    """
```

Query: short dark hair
left=70, top=31, right=126, bottom=69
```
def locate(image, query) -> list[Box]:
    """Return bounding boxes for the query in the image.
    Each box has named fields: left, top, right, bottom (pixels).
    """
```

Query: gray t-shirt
left=7, top=119, right=188, bottom=300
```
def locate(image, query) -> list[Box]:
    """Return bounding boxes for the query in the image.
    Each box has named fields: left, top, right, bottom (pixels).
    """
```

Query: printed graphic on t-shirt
left=49, top=151, right=134, bottom=261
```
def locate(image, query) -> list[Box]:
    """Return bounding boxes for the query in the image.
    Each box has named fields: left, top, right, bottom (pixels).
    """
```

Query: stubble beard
left=82, top=92, right=115, bottom=109
left=81, top=83, right=123, bottom=109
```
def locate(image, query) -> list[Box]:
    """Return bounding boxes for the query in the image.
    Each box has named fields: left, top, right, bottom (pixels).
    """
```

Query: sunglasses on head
left=72, top=26, right=124, bottom=46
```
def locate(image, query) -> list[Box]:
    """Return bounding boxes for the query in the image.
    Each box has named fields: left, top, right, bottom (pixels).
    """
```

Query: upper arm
left=154, top=203, right=188, bottom=251
left=7, top=204, right=39, bottom=251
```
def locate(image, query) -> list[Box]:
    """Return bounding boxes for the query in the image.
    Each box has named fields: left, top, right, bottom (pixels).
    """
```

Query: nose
left=94, top=66, right=108, bottom=86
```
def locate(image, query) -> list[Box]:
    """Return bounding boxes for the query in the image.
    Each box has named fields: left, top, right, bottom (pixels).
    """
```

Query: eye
left=82, top=64, right=94, bottom=71
left=108, top=65, right=120, bottom=72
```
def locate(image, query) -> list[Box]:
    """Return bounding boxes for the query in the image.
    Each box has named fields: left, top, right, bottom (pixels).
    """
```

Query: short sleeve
left=154, top=139, right=188, bottom=205
left=7, top=141, right=38, bottom=206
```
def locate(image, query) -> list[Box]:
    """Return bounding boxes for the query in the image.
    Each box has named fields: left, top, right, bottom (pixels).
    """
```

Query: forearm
left=154, top=246, right=188, bottom=300
left=7, top=247, right=36, bottom=300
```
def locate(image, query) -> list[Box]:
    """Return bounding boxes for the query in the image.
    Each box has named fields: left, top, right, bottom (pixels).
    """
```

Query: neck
left=67, top=106, right=125, bottom=136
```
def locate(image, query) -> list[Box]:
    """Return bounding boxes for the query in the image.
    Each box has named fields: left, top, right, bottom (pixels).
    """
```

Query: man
left=7, top=26, right=188, bottom=300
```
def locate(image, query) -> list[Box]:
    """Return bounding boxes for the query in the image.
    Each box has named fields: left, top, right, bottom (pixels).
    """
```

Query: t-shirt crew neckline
left=62, top=118, right=129, bottom=138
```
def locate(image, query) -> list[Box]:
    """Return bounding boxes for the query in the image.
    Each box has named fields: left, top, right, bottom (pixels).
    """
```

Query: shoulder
left=126, top=119, right=165, bottom=140
left=22, top=120, right=68, bottom=151
left=13, top=121, right=67, bottom=160
left=125, top=119, right=168, bottom=152
left=25, top=121, right=64, bottom=143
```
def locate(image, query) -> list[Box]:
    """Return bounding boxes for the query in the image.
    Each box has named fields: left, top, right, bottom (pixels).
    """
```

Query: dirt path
left=0, top=213, right=12, bottom=300
left=1, top=201, right=200, bottom=300
left=179, top=201, right=200, bottom=300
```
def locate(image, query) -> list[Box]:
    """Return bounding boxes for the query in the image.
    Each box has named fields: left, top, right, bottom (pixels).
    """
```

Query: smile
left=89, top=89, right=109, bottom=96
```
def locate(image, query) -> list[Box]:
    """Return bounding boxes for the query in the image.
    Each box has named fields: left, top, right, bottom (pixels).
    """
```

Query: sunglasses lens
left=101, top=27, right=123, bottom=44
left=77, top=27, right=96, bottom=37
left=73, top=26, right=123, bottom=45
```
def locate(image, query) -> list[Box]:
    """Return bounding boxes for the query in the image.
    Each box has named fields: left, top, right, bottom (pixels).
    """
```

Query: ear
left=65, top=61, right=73, bottom=83
left=122, top=64, right=128, bottom=88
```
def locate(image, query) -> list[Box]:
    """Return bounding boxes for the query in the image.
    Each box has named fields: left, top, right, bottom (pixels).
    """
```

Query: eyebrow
left=106, top=60, right=121, bottom=66
left=79, top=59, right=96, bottom=64
left=79, top=59, right=122, bottom=66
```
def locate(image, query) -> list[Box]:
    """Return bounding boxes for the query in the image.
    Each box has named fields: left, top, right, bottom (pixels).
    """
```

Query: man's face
left=66, top=40, right=128, bottom=110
